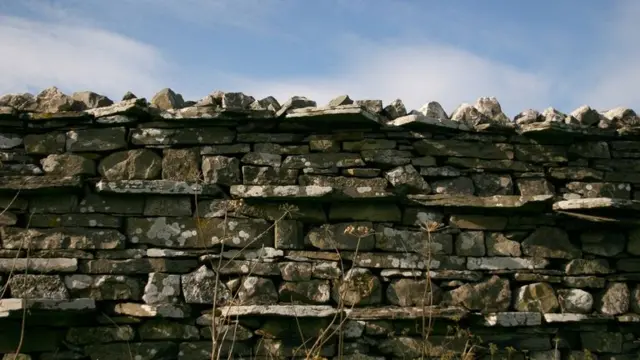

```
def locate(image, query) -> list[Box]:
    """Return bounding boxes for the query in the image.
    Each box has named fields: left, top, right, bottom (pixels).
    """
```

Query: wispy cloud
left=0, top=14, right=168, bottom=99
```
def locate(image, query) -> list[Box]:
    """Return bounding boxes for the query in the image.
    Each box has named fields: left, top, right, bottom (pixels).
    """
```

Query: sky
left=0, top=0, right=639, bottom=117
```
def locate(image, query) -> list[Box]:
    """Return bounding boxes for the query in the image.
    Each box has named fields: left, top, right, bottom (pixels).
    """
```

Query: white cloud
left=227, top=38, right=554, bottom=117
left=0, top=14, right=168, bottom=100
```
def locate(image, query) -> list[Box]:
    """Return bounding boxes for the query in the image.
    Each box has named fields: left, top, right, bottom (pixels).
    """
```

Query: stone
left=221, top=91, right=255, bottom=109
left=138, top=319, right=199, bottom=341
left=332, top=268, right=382, bottom=306
left=282, top=153, right=365, bottom=169
left=278, top=262, right=312, bottom=281
left=0, top=258, right=77, bottom=273
left=250, top=96, right=281, bottom=111
left=466, top=257, right=548, bottom=270
left=431, top=177, right=475, bottom=196
left=1, top=227, right=125, bottom=249
left=514, top=282, right=559, bottom=313
left=603, top=106, right=639, bottom=128
left=569, top=141, right=611, bottom=159
left=237, top=276, right=279, bottom=305
left=565, top=181, right=631, bottom=199
left=472, top=173, right=513, bottom=196
left=446, top=276, right=510, bottom=312
left=514, top=144, right=567, bottom=163
left=305, top=222, right=375, bottom=251
left=383, top=98, right=407, bottom=119
left=328, top=94, right=353, bottom=106
left=449, top=214, right=508, bottom=231
left=384, top=165, right=430, bottom=194
left=375, top=226, right=453, bottom=255
left=455, top=231, right=485, bottom=256
left=8, top=274, right=69, bottom=300
left=278, top=280, right=331, bottom=304
left=521, top=227, right=581, bottom=259
left=40, top=154, right=95, bottom=176
left=80, top=258, right=197, bottom=274
left=418, top=101, right=449, bottom=119
left=557, top=289, right=593, bottom=313
left=98, top=149, right=162, bottom=181
left=230, top=184, right=333, bottom=199
left=253, top=142, right=309, bottom=155
left=131, top=127, right=236, bottom=146
left=386, top=279, right=442, bottom=306
left=66, top=325, right=134, bottom=345
left=143, top=273, right=181, bottom=304
left=151, top=88, right=185, bottom=110
left=474, top=97, right=511, bottom=124
left=414, top=139, right=513, bottom=160
left=598, top=282, right=629, bottom=315
left=64, top=275, right=142, bottom=300
left=274, top=220, right=304, bottom=249
left=579, top=232, right=626, bottom=257
left=355, top=99, right=383, bottom=113
left=31, top=86, right=85, bottom=112
left=126, top=217, right=272, bottom=249
left=329, top=203, right=402, bottom=222
left=485, top=232, right=521, bottom=257
left=143, top=196, right=192, bottom=216
left=343, top=139, right=396, bottom=151
left=309, top=139, right=340, bottom=152
left=66, top=127, right=127, bottom=152
left=85, top=342, right=178, bottom=360
left=359, top=149, right=413, bottom=166
left=580, top=332, right=623, bottom=354
left=181, top=266, right=230, bottom=305
left=242, top=166, right=298, bottom=185
left=201, top=155, right=241, bottom=185
left=71, top=91, right=113, bottom=109
left=565, top=259, right=612, bottom=275
left=24, top=133, right=66, bottom=154
left=241, top=152, right=282, bottom=167
left=162, top=148, right=200, bottom=181
left=627, top=228, right=640, bottom=255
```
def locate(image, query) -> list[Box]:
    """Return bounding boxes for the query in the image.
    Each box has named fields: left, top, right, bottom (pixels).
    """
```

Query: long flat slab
left=282, top=105, right=382, bottom=125
left=407, top=194, right=554, bottom=211
left=95, top=180, right=222, bottom=196
left=0, top=298, right=95, bottom=318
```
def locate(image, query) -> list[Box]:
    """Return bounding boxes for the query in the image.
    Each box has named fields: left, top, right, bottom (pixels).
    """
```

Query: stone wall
left=1, top=87, right=640, bottom=359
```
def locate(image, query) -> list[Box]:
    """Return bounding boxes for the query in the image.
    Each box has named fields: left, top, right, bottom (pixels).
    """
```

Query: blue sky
left=0, top=0, right=638, bottom=117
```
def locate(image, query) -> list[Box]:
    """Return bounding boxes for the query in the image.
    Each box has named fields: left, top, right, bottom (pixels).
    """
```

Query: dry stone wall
left=0, top=87, right=640, bottom=359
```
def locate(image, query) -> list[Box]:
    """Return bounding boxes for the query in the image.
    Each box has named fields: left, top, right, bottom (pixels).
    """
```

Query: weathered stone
left=237, top=276, right=279, bottom=305
left=237, top=132, right=303, bottom=143
left=514, top=144, right=567, bottom=163
left=143, top=273, right=181, bottom=304
left=414, top=139, right=513, bottom=159
left=580, top=332, right=623, bottom=354
left=330, top=203, right=402, bottom=222
left=85, top=342, right=178, bottom=360
left=151, top=88, right=185, bottom=110
left=40, top=154, right=95, bottom=176
left=485, top=232, right=521, bottom=257
left=471, top=173, right=513, bottom=196
left=30, top=194, right=78, bottom=213
left=466, top=257, right=548, bottom=270
left=79, top=258, right=197, bottom=274
left=9, top=274, right=69, bottom=300
left=565, top=259, right=612, bottom=275
left=201, top=155, right=240, bottom=185
left=278, top=262, right=312, bottom=281
left=250, top=96, right=280, bottom=111
left=386, top=279, right=442, bottom=306
left=66, top=127, right=127, bottom=152
left=131, top=127, right=235, bottom=146
left=514, top=282, right=559, bottom=313
left=231, top=184, right=333, bottom=199
left=419, top=166, right=462, bottom=177
left=446, top=157, right=541, bottom=172
left=66, top=326, right=134, bottom=345
left=557, top=289, right=593, bottom=313
left=450, top=214, right=508, bottom=231
left=455, top=231, right=485, bottom=256
left=431, top=177, right=475, bottom=196
left=0, top=258, right=77, bottom=273
left=161, top=148, right=200, bottom=181
left=282, top=153, right=365, bottom=169
left=598, top=282, right=629, bottom=315
left=138, top=319, right=199, bottom=340
left=565, top=181, right=631, bottom=199
left=360, top=149, right=412, bottom=166
left=242, top=165, right=298, bottom=185
left=253, top=142, right=308, bottom=155
left=143, top=196, right=192, bottom=216
left=1, top=227, right=125, bottom=249
left=98, top=149, right=162, bottom=180
left=309, top=138, right=340, bottom=152
left=279, top=280, right=331, bottom=304
left=64, top=275, right=142, bottom=300
left=274, top=220, right=304, bottom=249
left=23, top=133, right=65, bottom=154
left=628, top=228, right=640, bottom=255
left=181, top=266, right=230, bottom=305
left=126, top=217, right=272, bottom=248
left=71, top=91, right=113, bottom=109
left=383, top=98, right=407, bottom=119
left=375, top=225, right=453, bottom=255
left=417, top=101, right=449, bottom=119
left=299, top=174, right=387, bottom=191
left=446, top=276, right=511, bottom=312
left=521, top=227, right=581, bottom=259
left=332, top=268, right=382, bottom=306
left=241, top=152, right=281, bottom=167
left=384, top=164, right=430, bottom=194
left=306, top=222, right=375, bottom=251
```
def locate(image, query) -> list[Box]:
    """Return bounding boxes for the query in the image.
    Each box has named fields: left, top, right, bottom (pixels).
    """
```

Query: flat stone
left=329, top=203, right=402, bottom=222
left=0, top=258, right=77, bottom=273
left=282, top=153, right=365, bottom=169
left=253, top=142, right=309, bottom=154
left=446, top=275, right=511, bottom=313
left=374, top=225, right=453, bottom=254
left=306, top=222, right=375, bottom=250
left=386, top=278, right=442, bottom=306
left=242, top=165, right=298, bottom=185
left=216, top=304, right=338, bottom=318
left=95, top=180, right=222, bottom=196
left=0, top=175, right=82, bottom=194
left=278, top=279, right=331, bottom=304
left=143, top=273, right=181, bottom=304
left=0, top=298, right=95, bottom=318
left=446, top=157, right=542, bottom=172
left=143, top=196, right=192, bottom=216
left=1, top=227, right=125, bottom=249
left=200, top=143, right=251, bottom=154
left=408, top=194, right=553, bottom=211
left=553, top=197, right=640, bottom=212
left=414, top=139, right=513, bottom=159
left=361, top=149, right=412, bottom=166
left=85, top=98, right=148, bottom=118
left=384, top=165, right=431, bottom=194
left=485, top=232, right=522, bottom=256
left=467, top=257, right=548, bottom=270
left=8, top=274, right=69, bottom=300
left=79, top=258, right=197, bottom=274
left=23, top=133, right=66, bottom=154
left=181, top=266, right=230, bottom=305
left=131, top=127, right=235, bottom=146
left=298, top=174, right=387, bottom=191
left=565, top=259, right=612, bottom=275
left=64, top=274, right=142, bottom=300
left=514, top=144, right=568, bottom=163
left=483, top=312, right=542, bottom=327
left=66, top=127, right=127, bottom=152
left=449, top=214, right=508, bottom=230
left=521, top=227, right=581, bottom=259
left=112, top=302, right=190, bottom=318
left=230, top=185, right=333, bottom=199
left=66, top=325, right=134, bottom=345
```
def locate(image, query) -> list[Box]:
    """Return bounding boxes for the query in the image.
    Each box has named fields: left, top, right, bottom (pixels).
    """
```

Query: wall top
left=1, top=86, right=639, bottom=141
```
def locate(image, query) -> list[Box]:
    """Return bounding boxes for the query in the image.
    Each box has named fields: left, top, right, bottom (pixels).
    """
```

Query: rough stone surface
left=2, top=88, right=640, bottom=358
